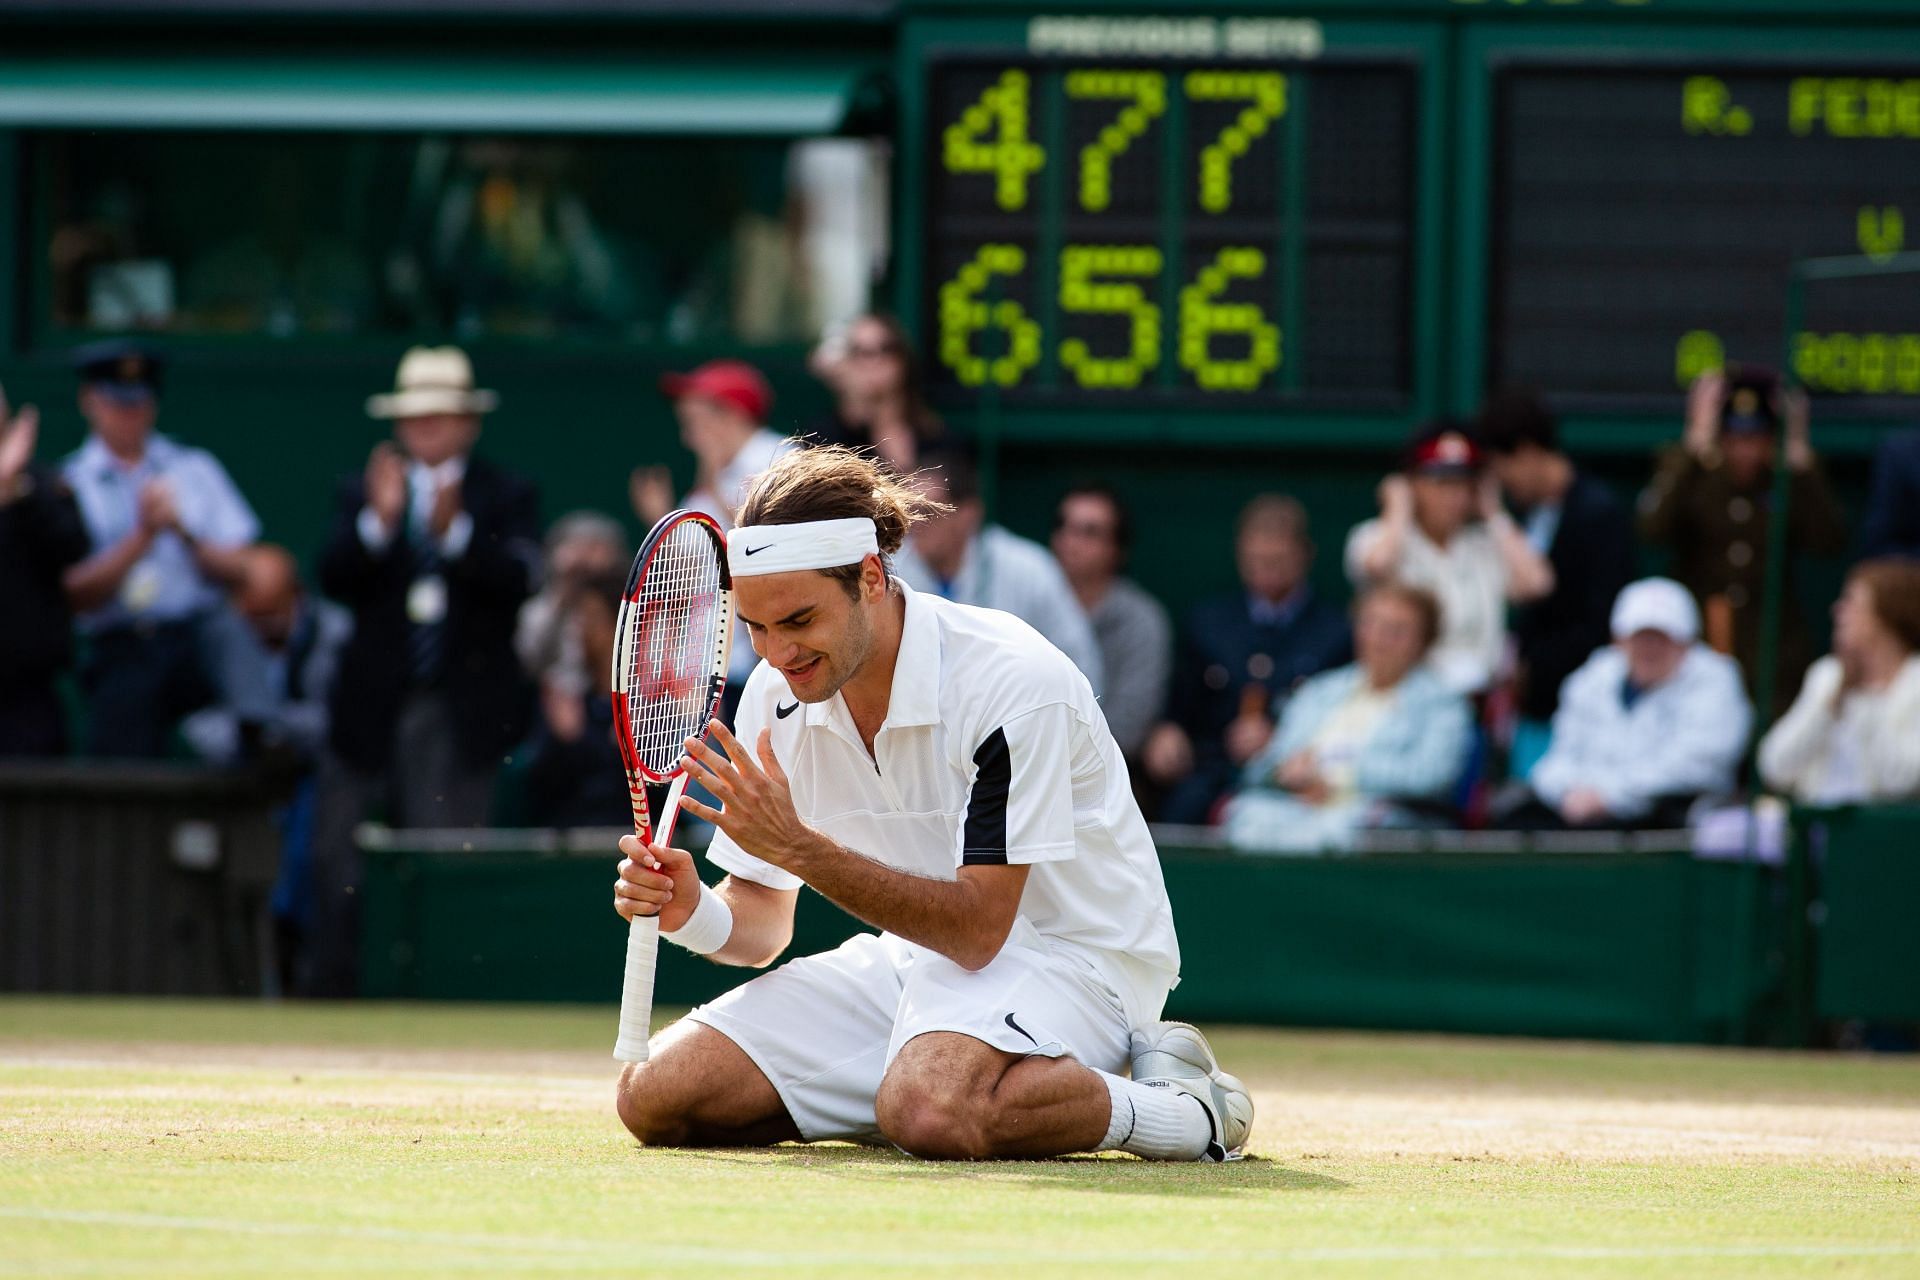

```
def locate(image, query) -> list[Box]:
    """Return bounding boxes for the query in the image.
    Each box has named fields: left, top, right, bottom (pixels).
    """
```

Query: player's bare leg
left=874, top=1031, right=1110, bottom=1159
left=877, top=1024, right=1253, bottom=1162
left=616, top=1018, right=801, bottom=1148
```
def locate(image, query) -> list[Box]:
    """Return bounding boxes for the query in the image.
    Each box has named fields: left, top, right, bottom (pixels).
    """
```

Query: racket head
left=610, top=509, right=734, bottom=795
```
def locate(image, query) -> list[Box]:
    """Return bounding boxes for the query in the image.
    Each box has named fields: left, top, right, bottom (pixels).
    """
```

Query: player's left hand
left=677, top=719, right=815, bottom=868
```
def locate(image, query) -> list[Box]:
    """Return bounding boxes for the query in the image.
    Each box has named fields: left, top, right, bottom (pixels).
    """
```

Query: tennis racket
left=611, top=509, right=733, bottom=1063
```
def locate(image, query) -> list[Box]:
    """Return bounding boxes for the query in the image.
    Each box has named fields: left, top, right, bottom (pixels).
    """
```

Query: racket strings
left=624, top=524, right=727, bottom=773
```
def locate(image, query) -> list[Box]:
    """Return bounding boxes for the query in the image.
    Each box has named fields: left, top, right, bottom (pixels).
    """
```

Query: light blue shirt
left=1523, top=501, right=1563, bottom=556
left=62, top=432, right=260, bottom=631
left=1240, top=663, right=1472, bottom=802
left=893, top=524, right=1105, bottom=695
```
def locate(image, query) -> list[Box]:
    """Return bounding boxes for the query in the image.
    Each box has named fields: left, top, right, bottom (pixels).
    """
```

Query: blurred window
left=38, top=131, right=888, bottom=344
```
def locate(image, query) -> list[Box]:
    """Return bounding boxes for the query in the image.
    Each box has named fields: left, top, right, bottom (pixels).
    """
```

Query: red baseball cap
left=1408, top=429, right=1483, bottom=476
left=659, top=360, right=772, bottom=423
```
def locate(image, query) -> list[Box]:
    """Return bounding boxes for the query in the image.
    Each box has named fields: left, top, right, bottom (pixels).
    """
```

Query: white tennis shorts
left=686, top=919, right=1137, bottom=1142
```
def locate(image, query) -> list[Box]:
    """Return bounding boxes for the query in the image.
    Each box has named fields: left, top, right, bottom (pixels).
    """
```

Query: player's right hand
left=614, top=835, right=701, bottom=932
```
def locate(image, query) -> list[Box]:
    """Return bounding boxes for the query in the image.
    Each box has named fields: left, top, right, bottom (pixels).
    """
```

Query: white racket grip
left=613, top=912, right=660, bottom=1063
left=612, top=774, right=689, bottom=1063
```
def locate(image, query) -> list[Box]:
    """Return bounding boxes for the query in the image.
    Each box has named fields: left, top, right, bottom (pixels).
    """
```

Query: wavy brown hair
left=737, top=445, right=948, bottom=595
left=1849, top=558, right=1920, bottom=653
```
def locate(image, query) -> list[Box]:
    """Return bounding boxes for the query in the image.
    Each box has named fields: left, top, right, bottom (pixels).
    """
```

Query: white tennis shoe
left=1129, top=1021, right=1253, bottom=1162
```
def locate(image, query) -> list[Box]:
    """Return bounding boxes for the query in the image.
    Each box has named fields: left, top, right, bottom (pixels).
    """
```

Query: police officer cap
left=72, top=340, right=164, bottom=401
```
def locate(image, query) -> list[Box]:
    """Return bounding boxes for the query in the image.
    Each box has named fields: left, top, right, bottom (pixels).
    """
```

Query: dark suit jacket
left=1512, top=470, right=1636, bottom=722
left=0, top=463, right=91, bottom=692
left=1861, top=429, right=1920, bottom=560
left=318, top=454, right=540, bottom=773
left=1167, top=586, right=1353, bottom=772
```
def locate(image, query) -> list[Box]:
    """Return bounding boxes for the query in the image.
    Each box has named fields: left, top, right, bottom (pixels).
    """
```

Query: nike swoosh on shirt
left=1003, top=1012, right=1037, bottom=1046
left=775, top=702, right=799, bottom=719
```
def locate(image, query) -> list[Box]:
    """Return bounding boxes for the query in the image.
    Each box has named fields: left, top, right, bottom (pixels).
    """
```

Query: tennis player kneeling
left=612, top=447, right=1251, bottom=1162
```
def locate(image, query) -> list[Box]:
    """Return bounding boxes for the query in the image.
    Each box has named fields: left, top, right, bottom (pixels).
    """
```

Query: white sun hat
left=366, top=346, right=500, bottom=419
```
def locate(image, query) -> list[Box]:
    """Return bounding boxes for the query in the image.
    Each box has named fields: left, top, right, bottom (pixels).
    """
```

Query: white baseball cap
left=1611, top=577, right=1699, bottom=642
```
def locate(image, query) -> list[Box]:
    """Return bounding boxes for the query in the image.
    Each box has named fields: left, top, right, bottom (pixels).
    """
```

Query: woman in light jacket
left=1225, top=582, right=1472, bottom=853
left=1759, top=558, right=1920, bottom=805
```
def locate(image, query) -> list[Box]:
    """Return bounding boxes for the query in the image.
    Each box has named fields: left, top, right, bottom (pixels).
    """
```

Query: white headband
left=728, top=518, right=879, bottom=577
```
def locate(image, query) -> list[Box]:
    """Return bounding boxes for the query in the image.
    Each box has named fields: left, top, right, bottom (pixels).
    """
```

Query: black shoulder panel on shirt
left=961, top=727, right=1011, bottom=866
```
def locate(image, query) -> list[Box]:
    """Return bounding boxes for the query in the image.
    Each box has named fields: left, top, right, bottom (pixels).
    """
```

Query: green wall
left=360, top=842, right=1787, bottom=1045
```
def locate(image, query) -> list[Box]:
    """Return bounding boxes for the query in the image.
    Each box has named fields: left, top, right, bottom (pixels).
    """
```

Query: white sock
left=1094, top=1070, right=1211, bottom=1160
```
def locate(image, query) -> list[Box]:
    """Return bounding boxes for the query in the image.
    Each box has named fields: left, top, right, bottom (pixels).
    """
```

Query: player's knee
left=615, top=1062, right=692, bottom=1147
left=874, top=1077, right=992, bottom=1160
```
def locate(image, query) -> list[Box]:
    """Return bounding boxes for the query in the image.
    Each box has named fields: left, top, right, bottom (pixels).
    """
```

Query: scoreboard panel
left=922, top=56, right=1418, bottom=407
left=1492, top=61, right=1920, bottom=413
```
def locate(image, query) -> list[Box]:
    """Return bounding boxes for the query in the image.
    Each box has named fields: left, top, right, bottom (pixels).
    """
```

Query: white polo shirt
left=706, top=581, right=1181, bottom=1021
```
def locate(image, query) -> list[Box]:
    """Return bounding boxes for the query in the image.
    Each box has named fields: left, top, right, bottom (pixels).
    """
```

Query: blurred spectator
left=516, top=511, right=630, bottom=695
left=1346, top=422, right=1553, bottom=695
left=1224, top=583, right=1471, bottom=854
left=632, top=359, right=794, bottom=704
left=893, top=449, right=1104, bottom=690
left=179, top=544, right=351, bottom=993
left=180, top=545, right=350, bottom=769
left=59, top=340, right=261, bottom=756
left=1049, top=485, right=1170, bottom=760
left=631, top=359, right=795, bottom=529
left=1638, top=367, right=1845, bottom=700
left=1858, top=428, right=1920, bottom=560
left=1501, top=579, right=1751, bottom=830
left=1142, top=495, right=1350, bottom=825
left=523, top=566, right=634, bottom=828
left=0, top=390, right=91, bottom=756
left=1758, top=559, right=1920, bottom=804
left=805, top=313, right=945, bottom=473
left=309, top=347, right=540, bottom=996
left=1478, top=391, right=1635, bottom=775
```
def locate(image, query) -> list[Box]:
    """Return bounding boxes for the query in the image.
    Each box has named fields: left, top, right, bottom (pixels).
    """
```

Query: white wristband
left=661, top=886, right=733, bottom=955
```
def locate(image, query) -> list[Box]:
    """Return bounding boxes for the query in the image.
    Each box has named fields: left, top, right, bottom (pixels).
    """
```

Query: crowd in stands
left=5, top=324, right=1920, bottom=992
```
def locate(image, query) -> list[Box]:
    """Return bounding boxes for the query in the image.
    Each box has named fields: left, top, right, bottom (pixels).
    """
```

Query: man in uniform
left=612, top=446, right=1251, bottom=1162
left=1639, top=366, right=1846, bottom=704
left=60, top=341, right=261, bottom=756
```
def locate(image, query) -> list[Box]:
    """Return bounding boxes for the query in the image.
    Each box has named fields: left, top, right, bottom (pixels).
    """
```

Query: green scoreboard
left=923, top=56, right=1415, bottom=404
left=1492, top=64, right=1920, bottom=412
left=901, top=5, right=1920, bottom=446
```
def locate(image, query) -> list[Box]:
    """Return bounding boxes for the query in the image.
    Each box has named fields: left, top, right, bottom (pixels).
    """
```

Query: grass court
left=3, top=997, right=1917, bottom=1278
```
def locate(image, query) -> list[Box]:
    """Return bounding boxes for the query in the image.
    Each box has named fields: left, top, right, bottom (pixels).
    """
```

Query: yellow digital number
left=938, top=244, right=1042, bottom=388
left=1059, top=245, right=1164, bottom=389
left=1185, top=71, right=1286, bottom=214
left=1178, top=247, right=1281, bottom=391
left=1064, top=70, right=1166, bottom=213
left=942, top=69, right=1047, bottom=212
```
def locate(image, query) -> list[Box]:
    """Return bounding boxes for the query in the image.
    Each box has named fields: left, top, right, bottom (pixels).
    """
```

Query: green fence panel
left=1160, top=851, right=1771, bottom=1043
left=360, top=847, right=864, bottom=1004
left=361, top=840, right=1780, bottom=1043
left=1806, top=806, right=1920, bottom=1023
